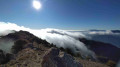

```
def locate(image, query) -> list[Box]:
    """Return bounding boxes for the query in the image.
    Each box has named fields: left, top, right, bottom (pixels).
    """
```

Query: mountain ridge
left=0, top=30, right=119, bottom=67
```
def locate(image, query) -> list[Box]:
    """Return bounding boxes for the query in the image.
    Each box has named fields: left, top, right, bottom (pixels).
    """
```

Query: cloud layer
left=78, top=30, right=120, bottom=48
left=116, top=61, right=120, bottom=67
left=0, top=22, right=95, bottom=58
left=0, top=22, right=120, bottom=59
left=0, top=39, right=14, bottom=53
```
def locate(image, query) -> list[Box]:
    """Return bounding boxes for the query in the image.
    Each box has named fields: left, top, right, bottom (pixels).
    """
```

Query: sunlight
left=33, top=0, right=42, bottom=10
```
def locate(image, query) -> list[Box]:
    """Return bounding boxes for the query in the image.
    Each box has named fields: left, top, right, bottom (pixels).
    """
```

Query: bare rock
left=41, top=48, right=83, bottom=67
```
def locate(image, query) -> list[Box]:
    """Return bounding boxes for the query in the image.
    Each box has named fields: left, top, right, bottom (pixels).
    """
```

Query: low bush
left=11, top=40, right=27, bottom=54
left=106, top=60, right=116, bottom=67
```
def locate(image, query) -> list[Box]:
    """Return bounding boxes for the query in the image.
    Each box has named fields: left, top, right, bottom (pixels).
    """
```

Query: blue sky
left=0, top=0, right=120, bottom=30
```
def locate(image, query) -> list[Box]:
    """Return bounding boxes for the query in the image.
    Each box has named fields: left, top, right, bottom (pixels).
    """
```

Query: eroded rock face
left=41, top=48, right=83, bottom=67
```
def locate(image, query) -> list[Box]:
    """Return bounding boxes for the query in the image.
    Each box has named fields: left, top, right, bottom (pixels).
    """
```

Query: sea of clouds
left=73, top=30, right=120, bottom=48
left=0, top=22, right=120, bottom=58
left=0, top=22, right=96, bottom=58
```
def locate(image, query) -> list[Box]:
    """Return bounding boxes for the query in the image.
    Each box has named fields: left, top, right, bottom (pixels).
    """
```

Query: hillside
left=0, top=30, right=117, bottom=67
left=79, top=38, right=120, bottom=63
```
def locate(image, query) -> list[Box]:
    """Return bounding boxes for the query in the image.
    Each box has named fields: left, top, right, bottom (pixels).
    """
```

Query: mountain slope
left=0, top=30, right=111, bottom=67
left=79, top=38, right=120, bottom=63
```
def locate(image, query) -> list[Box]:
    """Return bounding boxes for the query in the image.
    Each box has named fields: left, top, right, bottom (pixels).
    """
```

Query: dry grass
left=75, top=57, right=109, bottom=67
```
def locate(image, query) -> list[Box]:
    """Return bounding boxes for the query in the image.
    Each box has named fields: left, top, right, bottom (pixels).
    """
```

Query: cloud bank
left=70, top=30, right=120, bottom=48
left=116, top=61, right=120, bottom=67
left=84, top=31, right=120, bottom=48
left=0, top=39, right=14, bottom=53
left=0, top=22, right=95, bottom=58
left=0, top=22, right=120, bottom=57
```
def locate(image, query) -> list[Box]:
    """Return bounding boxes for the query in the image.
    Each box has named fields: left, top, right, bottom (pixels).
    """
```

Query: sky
left=0, top=0, right=120, bottom=30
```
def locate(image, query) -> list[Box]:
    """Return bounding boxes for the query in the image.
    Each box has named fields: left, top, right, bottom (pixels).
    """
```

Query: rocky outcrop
left=41, top=48, right=83, bottom=67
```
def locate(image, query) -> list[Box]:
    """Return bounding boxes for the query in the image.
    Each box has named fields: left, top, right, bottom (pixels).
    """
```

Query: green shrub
left=64, top=48, right=74, bottom=56
left=106, top=60, right=116, bottom=67
left=11, top=40, right=27, bottom=54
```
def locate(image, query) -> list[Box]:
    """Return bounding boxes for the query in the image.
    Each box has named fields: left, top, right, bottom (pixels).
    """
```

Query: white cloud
left=0, top=22, right=95, bottom=58
left=116, top=61, right=120, bottom=67
left=0, top=39, right=14, bottom=53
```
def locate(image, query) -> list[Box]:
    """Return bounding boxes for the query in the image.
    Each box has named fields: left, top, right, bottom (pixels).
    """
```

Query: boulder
left=41, top=48, right=83, bottom=67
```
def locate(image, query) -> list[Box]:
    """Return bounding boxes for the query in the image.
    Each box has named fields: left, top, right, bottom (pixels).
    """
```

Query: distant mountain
left=111, top=30, right=120, bottom=33
left=89, top=30, right=120, bottom=33
left=89, top=29, right=106, bottom=32
left=79, top=38, right=120, bottom=63
left=70, top=30, right=120, bottom=48
left=87, top=34, right=120, bottom=48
